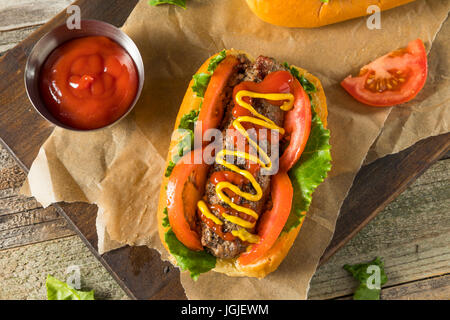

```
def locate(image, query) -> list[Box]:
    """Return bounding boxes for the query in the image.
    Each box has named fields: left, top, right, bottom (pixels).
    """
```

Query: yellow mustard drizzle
left=197, top=200, right=223, bottom=225
left=197, top=90, right=294, bottom=244
left=231, top=228, right=260, bottom=244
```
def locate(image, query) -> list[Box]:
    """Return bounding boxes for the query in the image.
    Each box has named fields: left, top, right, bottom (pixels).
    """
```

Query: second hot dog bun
left=245, top=0, right=416, bottom=28
left=157, top=49, right=327, bottom=278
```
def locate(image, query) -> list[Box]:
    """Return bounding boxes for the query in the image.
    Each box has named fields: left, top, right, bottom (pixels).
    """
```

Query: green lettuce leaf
left=165, top=109, right=199, bottom=176
left=192, top=73, right=211, bottom=98
left=177, top=133, right=193, bottom=157
left=176, top=109, right=199, bottom=158
left=283, top=109, right=331, bottom=232
left=298, top=75, right=317, bottom=94
left=192, top=51, right=228, bottom=98
left=283, top=62, right=317, bottom=100
left=207, top=50, right=226, bottom=73
left=148, top=0, right=186, bottom=9
left=164, top=160, right=176, bottom=177
left=165, top=229, right=216, bottom=280
left=344, top=257, right=388, bottom=300
left=178, top=109, right=199, bottom=131
left=162, top=207, right=170, bottom=228
left=46, top=275, right=94, bottom=300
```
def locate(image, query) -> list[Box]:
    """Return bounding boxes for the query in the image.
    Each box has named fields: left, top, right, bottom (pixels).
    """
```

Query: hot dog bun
left=245, top=0, right=416, bottom=28
left=157, top=49, right=327, bottom=278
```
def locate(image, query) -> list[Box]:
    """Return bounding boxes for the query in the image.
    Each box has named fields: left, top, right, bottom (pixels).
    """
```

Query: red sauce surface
left=198, top=211, right=236, bottom=242
left=211, top=171, right=248, bottom=186
left=39, top=36, right=138, bottom=130
left=210, top=203, right=256, bottom=224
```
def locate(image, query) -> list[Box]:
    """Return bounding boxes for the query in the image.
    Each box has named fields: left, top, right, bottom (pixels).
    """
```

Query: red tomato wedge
left=237, top=172, right=293, bottom=266
left=341, top=39, right=427, bottom=107
left=166, top=150, right=209, bottom=251
left=196, top=56, right=239, bottom=142
left=279, top=78, right=311, bottom=172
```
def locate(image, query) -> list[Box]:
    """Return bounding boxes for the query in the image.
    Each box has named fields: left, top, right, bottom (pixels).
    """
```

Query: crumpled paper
left=22, top=0, right=450, bottom=299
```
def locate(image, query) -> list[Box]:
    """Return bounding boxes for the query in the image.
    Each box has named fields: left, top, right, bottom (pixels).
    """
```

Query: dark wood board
left=0, top=0, right=448, bottom=300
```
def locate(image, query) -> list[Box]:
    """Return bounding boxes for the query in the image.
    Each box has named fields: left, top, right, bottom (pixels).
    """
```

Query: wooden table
left=0, top=0, right=449, bottom=300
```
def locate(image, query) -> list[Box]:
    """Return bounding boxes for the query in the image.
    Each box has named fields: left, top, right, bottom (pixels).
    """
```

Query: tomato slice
left=166, top=150, right=209, bottom=251
left=196, top=56, right=239, bottom=142
left=237, top=172, right=293, bottom=266
left=341, top=39, right=427, bottom=107
left=279, top=79, right=311, bottom=172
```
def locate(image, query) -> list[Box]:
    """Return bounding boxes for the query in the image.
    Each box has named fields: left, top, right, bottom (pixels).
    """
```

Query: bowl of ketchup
left=25, top=20, right=144, bottom=131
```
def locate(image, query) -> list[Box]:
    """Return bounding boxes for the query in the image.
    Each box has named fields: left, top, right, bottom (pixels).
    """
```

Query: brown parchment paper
left=22, top=0, right=450, bottom=299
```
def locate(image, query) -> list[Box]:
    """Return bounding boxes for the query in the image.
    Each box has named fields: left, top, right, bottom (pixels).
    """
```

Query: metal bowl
left=24, top=20, right=145, bottom=131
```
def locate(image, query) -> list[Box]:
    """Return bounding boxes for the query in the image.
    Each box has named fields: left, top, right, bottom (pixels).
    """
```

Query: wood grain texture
left=337, top=275, right=450, bottom=300
left=0, top=0, right=72, bottom=32
left=381, top=274, right=450, bottom=300
left=0, top=147, right=75, bottom=250
left=0, top=0, right=448, bottom=300
left=0, top=236, right=129, bottom=300
left=309, top=159, right=450, bottom=299
left=0, top=26, right=40, bottom=54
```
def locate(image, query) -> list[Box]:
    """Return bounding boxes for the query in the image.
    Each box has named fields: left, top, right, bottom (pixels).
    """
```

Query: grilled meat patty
left=200, top=56, right=288, bottom=259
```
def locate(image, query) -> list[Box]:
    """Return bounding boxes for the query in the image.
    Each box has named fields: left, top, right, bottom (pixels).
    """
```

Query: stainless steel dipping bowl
left=24, top=19, right=144, bottom=131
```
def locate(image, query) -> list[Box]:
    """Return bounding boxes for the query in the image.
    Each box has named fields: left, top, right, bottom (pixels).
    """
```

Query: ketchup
left=210, top=171, right=248, bottom=186
left=199, top=212, right=236, bottom=242
left=210, top=204, right=256, bottom=224
left=39, top=36, right=138, bottom=130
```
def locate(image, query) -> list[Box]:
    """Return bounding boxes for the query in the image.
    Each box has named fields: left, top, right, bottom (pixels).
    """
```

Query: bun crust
left=156, top=50, right=328, bottom=278
left=245, top=0, right=416, bottom=28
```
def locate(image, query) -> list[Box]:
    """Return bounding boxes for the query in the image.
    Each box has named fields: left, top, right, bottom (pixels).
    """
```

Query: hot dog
left=245, top=0, right=416, bottom=28
left=157, top=49, right=330, bottom=279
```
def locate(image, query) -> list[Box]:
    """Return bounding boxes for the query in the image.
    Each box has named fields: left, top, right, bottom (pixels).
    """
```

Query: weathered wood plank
left=0, top=208, right=74, bottom=250
left=337, top=274, right=450, bottom=300
left=0, top=145, right=75, bottom=250
left=381, top=274, right=450, bottom=300
left=0, top=235, right=129, bottom=300
left=0, top=25, right=41, bottom=54
left=0, top=0, right=72, bottom=31
left=308, top=159, right=450, bottom=299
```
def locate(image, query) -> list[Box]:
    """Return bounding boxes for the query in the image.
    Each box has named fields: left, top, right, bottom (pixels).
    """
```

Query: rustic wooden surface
left=0, top=0, right=449, bottom=300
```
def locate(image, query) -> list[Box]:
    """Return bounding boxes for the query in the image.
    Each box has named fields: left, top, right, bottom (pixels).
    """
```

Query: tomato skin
left=279, top=79, right=311, bottom=172
left=166, top=150, right=209, bottom=251
left=196, top=56, right=239, bottom=142
left=341, top=39, right=428, bottom=107
left=237, top=172, right=293, bottom=266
